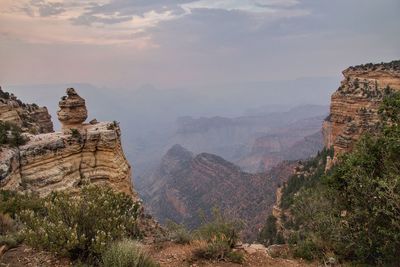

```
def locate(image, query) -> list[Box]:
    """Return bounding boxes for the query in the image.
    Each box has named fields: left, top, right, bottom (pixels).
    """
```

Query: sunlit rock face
left=323, top=60, right=400, bottom=159
left=0, top=88, right=135, bottom=199
left=0, top=86, right=53, bottom=134
left=57, top=88, right=88, bottom=132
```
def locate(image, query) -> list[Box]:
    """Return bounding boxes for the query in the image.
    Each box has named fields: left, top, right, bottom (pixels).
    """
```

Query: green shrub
left=258, top=215, right=278, bottom=246
left=18, top=186, right=141, bottom=262
left=0, top=233, right=23, bottom=249
left=194, top=238, right=231, bottom=260
left=193, top=208, right=242, bottom=262
left=70, top=129, right=81, bottom=139
left=102, top=239, right=159, bottom=267
left=0, top=122, right=27, bottom=147
left=194, top=209, right=241, bottom=248
left=165, top=220, right=192, bottom=244
left=283, top=92, right=400, bottom=265
left=0, top=213, right=16, bottom=235
left=292, top=238, right=319, bottom=261
left=226, top=251, right=244, bottom=264
left=0, top=190, right=44, bottom=218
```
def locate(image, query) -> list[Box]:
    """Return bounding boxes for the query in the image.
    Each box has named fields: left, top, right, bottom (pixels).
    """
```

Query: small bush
left=193, top=208, right=242, bottom=262
left=0, top=190, right=44, bottom=218
left=194, top=209, right=241, bottom=248
left=102, top=239, right=159, bottom=267
left=165, top=220, right=192, bottom=244
left=226, top=251, right=245, bottom=264
left=18, top=186, right=141, bottom=262
left=0, top=234, right=23, bottom=249
left=194, top=238, right=231, bottom=260
left=258, top=215, right=279, bottom=246
left=0, top=213, right=15, bottom=235
left=292, top=238, right=319, bottom=261
left=0, top=122, right=27, bottom=147
left=70, top=129, right=81, bottom=139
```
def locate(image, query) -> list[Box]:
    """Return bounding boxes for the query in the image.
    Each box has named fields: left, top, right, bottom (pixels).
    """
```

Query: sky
left=0, top=0, right=399, bottom=89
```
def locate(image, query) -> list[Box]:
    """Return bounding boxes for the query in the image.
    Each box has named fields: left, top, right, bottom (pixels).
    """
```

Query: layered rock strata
left=139, top=144, right=297, bottom=240
left=323, top=60, right=400, bottom=159
left=0, top=88, right=135, bottom=198
left=57, top=88, right=88, bottom=132
left=0, top=87, right=53, bottom=133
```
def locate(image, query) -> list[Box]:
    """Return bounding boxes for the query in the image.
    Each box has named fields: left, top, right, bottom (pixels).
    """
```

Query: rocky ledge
left=323, top=60, right=400, bottom=160
left=0, top=88, right=135, bottom=198
left=0, top=87, right=53, bottom=134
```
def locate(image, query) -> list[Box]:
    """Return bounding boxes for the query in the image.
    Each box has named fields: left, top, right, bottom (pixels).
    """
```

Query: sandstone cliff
left=0, top=87, right=53, bottom=134
left=0, top=88, right=134, bottom=198
left=323, top=60, right=400, bottom=159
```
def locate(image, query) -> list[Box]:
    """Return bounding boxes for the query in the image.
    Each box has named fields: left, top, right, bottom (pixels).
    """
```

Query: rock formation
left=57, top=88, right=88, bottom=132
left=139, top=144, right=297, bottom=241
left=323, top=60, right=400, bottom=159
left=0, top=88, right=135, bottom=198
left=0, top=87, right=53, bottom=134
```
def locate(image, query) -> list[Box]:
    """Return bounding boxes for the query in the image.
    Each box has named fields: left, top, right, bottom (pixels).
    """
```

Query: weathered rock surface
left=0, top=88, right=135, bottom=198
left=323, top=60, right=400, bottom=159
left=0, top=121, right=135, bottom=197
left=57, top=88, right=88, bottom=132
left=0, top=87, right=53, bottom=133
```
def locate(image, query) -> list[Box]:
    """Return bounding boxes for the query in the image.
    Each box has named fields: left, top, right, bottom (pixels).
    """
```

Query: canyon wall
left=139, top=144, right=297, bottom=240
left=323, top=60, right=400, bottom=158
left=0, top=88, right=135, bottom=198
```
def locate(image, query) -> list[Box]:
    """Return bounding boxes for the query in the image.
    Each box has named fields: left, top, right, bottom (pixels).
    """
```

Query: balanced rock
left=57, top=88, right=88, bottom=131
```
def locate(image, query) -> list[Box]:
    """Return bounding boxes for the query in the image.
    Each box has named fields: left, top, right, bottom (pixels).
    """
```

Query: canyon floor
left=0, top=243, right=316, bottom=267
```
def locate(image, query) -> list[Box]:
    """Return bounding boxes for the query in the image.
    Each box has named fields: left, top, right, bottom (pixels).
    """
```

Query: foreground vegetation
left=0, top=121, right=26, bottom=147
left=0, top=186, right=158, bottom=266
left=261, top=91, right=400, bottom=265
left=166, top=208, right=245, bottom=264
left=0, top=186, right=245, bottom=266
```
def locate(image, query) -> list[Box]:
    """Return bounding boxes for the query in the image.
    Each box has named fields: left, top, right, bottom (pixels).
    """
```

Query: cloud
left=0, top=0, right=310, bottom=46
left=182, top=0, right=300, bottom=13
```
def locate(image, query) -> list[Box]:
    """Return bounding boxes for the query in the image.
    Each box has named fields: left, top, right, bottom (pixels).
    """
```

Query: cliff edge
left=0, top=88, right=135, bottom=198
left=323, top=60, right=400, bottom=160
left=0, top=87, right=53, bottom=134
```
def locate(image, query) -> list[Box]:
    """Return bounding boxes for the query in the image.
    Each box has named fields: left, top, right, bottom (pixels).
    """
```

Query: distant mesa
left=57, top=88, right=88, bottom=132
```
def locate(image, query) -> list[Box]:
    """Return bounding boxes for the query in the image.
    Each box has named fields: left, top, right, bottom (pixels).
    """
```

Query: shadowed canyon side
left=139, top=144, right=298, bottom=240
left=0, top=88, right=134, bottom=198
left=167, top=105, right=327, bottom=173
left=323, top=60, right=400, bottom=160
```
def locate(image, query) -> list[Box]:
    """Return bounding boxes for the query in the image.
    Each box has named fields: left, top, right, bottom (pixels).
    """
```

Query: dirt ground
left=0, top=245, right=71, bottom=267
left=0, top=243, right=316, bottom=267
left=147, top=242, right=316, bottom=267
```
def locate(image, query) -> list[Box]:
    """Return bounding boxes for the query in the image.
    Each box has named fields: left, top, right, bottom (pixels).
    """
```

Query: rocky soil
left=0, top=243, right=316, bottom=267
